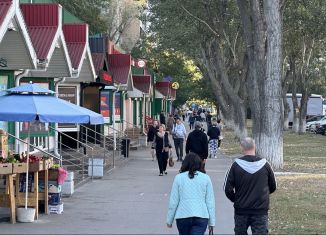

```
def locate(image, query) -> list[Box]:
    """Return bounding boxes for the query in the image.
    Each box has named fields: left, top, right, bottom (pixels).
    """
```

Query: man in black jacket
left=185, top=121, right=208, bottom=161
left=224, top=137, right=276, bottom=235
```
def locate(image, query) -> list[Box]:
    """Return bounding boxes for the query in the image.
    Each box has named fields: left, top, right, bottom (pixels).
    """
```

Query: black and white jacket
left=224, top=155, right=277, bottom=215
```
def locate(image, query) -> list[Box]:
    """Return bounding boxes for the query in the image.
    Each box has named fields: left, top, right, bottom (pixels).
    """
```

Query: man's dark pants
left=234, top=214, right=268, bottom=235
left=173, top=138, right=184, bottom=161
left=176, top=217, right=208, bottom=235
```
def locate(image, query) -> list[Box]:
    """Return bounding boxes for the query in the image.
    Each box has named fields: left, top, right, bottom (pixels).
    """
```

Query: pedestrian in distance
left=224, top=137, right=277, bottom=235
left=167, top=114, right=175, bottom=133
left=200, top=111, right=206, bottom=122
left=154, top=124, right=170, bottom=176
left=166, top=153, right=215, bottom=235
left=216, top=119, right=223, bottom=149
left=172, top=117, right=187, bottom=162
left=147, top=120, right=159, bottom=161
left=207, top=119, right=220, bottom=159
left=206, top=111, right=213, bottom=128
left=188, top=113, right=195, bottom=130
left=160, top=111, right=166, bottom=125
left=185, top=121, right=208, bottom=166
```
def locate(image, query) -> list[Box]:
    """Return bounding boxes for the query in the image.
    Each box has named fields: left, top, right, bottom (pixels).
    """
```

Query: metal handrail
left=50, top=126, right=96, bottom=180
left=49, top=126, right=94, bottom=150
left=7, top=132, right=60, bottom=162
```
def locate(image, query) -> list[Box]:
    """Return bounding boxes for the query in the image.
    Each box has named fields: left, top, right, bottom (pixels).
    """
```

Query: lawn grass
left=269, top=175, right=326, bottom=234
left=221, top=127, right=326, bottom=234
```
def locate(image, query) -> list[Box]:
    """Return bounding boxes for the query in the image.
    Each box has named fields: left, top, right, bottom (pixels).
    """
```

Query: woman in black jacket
left=155, top=124, right=170, bottom=176
left=207, top=119, right=220, bottom=158
left=147, top=120, right=159, bottom=161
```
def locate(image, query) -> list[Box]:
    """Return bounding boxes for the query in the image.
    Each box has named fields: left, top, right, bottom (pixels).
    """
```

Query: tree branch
left=178, top=3, right=220, bottom=38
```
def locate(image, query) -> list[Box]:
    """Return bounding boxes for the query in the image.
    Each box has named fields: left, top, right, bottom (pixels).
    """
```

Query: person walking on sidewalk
left=185, top=121, right=208, bottom=163
left=155, top=124, right=170, bottom=176
left=188, top=113, right=195, bottom=130
left=207, top=119, right=220, bottom=159
left=172, top=117, right=187, bottom=162
left=160, top=111, right=166, bottom=125
left=147, top=120, right=159, bottom=161
left=224, top=137, right=277, bottom=235
left=167, top=114, right=175, bottom=133
left=166, top=153, right=215, bottom=235
left=216, top=119, right=223, bottom=149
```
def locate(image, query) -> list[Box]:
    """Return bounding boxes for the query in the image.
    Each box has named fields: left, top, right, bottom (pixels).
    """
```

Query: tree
left=283, top=0, right=326, bottom=133
left=56, top=0, right=108, bottom=34
left=145, top=0, right=284, bottom=168
left=147, top=0, right=249, bottom=139
left=237, top=0, right=283, bottom=168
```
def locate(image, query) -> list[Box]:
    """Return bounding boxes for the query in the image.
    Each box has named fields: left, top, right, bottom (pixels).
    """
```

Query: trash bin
left=121, top=138, right=131, bottom=158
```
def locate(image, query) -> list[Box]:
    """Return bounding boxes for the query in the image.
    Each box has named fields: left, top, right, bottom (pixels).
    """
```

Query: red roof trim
left=63, top=24, right=88, bottom=69
left=92, top=53, right=107, bottom=76
left=0, top=0, right=12, bottom=29
left=132, top=75, right=151, bottom=94
left=108, top=54, right=131, bottom=84
left=20, top=4, right=59, bottom=60
left=155, top=81, right=171, bottom=97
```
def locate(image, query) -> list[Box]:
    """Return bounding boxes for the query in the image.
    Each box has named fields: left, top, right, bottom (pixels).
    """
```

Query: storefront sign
left=115, top=93, right=121, bottom=120
left=20, top=82, right=49, bottom=134
left=101, top=91, right=110, bottom=123
left=99, top=70, right=113, bottom=86
left=0, top=76, right=8, bottom=131
left=58, top=86, right=77, bottom=129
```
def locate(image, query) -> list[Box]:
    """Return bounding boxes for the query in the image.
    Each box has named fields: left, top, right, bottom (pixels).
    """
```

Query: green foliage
left=55, top=0, right=109, bottom=34
left=284, top=0, right=326, bottom=95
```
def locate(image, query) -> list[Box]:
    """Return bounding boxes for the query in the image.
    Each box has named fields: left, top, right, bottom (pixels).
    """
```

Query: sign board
left=171, top=82, right=179, bottom=90
left=0, top=76, right=8, bottom=131
left=114, top=93, right=121, bottom=120
left=58, top=86, right=78, bottom=129
left=99, top=70, right=113, bottom=86
left=100, top=91, right=111, bottom=123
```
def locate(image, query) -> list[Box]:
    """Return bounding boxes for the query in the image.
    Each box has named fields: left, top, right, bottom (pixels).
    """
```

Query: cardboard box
left=48, top=203, right=63, bottom=214
left=0, top=163, right=12, bottom=174
left=12, top=163, right=28, bottom=173
left=29, top=160, right=44, bottom=172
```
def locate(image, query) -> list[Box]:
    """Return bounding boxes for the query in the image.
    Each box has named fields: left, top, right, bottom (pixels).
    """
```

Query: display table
left=0, top=158, right=53, bottom=223
left=0, top=174, right=16, bottom=223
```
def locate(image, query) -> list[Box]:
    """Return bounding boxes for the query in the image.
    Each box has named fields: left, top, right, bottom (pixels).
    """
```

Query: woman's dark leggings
left=157, top=151, right=168, bottom=174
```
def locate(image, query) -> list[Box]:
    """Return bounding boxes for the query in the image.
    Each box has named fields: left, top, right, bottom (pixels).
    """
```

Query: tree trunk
left=199, top=39, right=247, bottom=139
left=237, top=0, right=283, bottom=169
left=298, top=89, right=309, bottom=133
left=282, top=68, right=291, bottom=130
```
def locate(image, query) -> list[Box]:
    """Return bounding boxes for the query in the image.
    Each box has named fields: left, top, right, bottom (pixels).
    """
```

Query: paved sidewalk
left=0, top=147, right=235, bottom=234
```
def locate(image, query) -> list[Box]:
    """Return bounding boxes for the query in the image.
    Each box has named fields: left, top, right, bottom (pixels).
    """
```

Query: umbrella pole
left=25, top=124, right=30, bottom=209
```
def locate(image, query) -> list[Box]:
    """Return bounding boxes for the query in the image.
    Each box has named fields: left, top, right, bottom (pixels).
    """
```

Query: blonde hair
left=160, top=124, right=166, bottom=130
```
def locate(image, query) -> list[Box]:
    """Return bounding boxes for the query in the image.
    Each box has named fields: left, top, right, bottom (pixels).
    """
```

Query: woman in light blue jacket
left=166, top=153, right=215, bottom=235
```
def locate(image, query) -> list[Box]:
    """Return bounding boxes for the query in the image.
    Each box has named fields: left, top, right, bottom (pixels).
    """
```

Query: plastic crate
left=48, top=203, right=63, bottom=214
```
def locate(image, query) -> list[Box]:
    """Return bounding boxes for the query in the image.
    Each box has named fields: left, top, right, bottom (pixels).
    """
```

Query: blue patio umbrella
left=0, top=83, right=104, bottom=210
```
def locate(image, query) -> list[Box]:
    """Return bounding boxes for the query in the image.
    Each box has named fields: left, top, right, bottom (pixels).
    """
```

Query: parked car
left=317, top=124, right=326, bottom=135
left=306, top=115, right=325, bottom=131
left=313, top=117, right=326, bottom=134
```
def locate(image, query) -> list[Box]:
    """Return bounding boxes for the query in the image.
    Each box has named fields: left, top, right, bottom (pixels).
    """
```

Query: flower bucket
left=58, top=167, right=68, bottom=185
left=17, top=207, right=35, bottom=223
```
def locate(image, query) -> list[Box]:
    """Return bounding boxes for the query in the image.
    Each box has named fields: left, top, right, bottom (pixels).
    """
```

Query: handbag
left=168, top=156, right=174, bottom=167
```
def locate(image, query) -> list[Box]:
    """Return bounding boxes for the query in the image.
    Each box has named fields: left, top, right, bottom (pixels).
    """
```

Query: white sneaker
left=214, top=156, right=217, bottom=159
